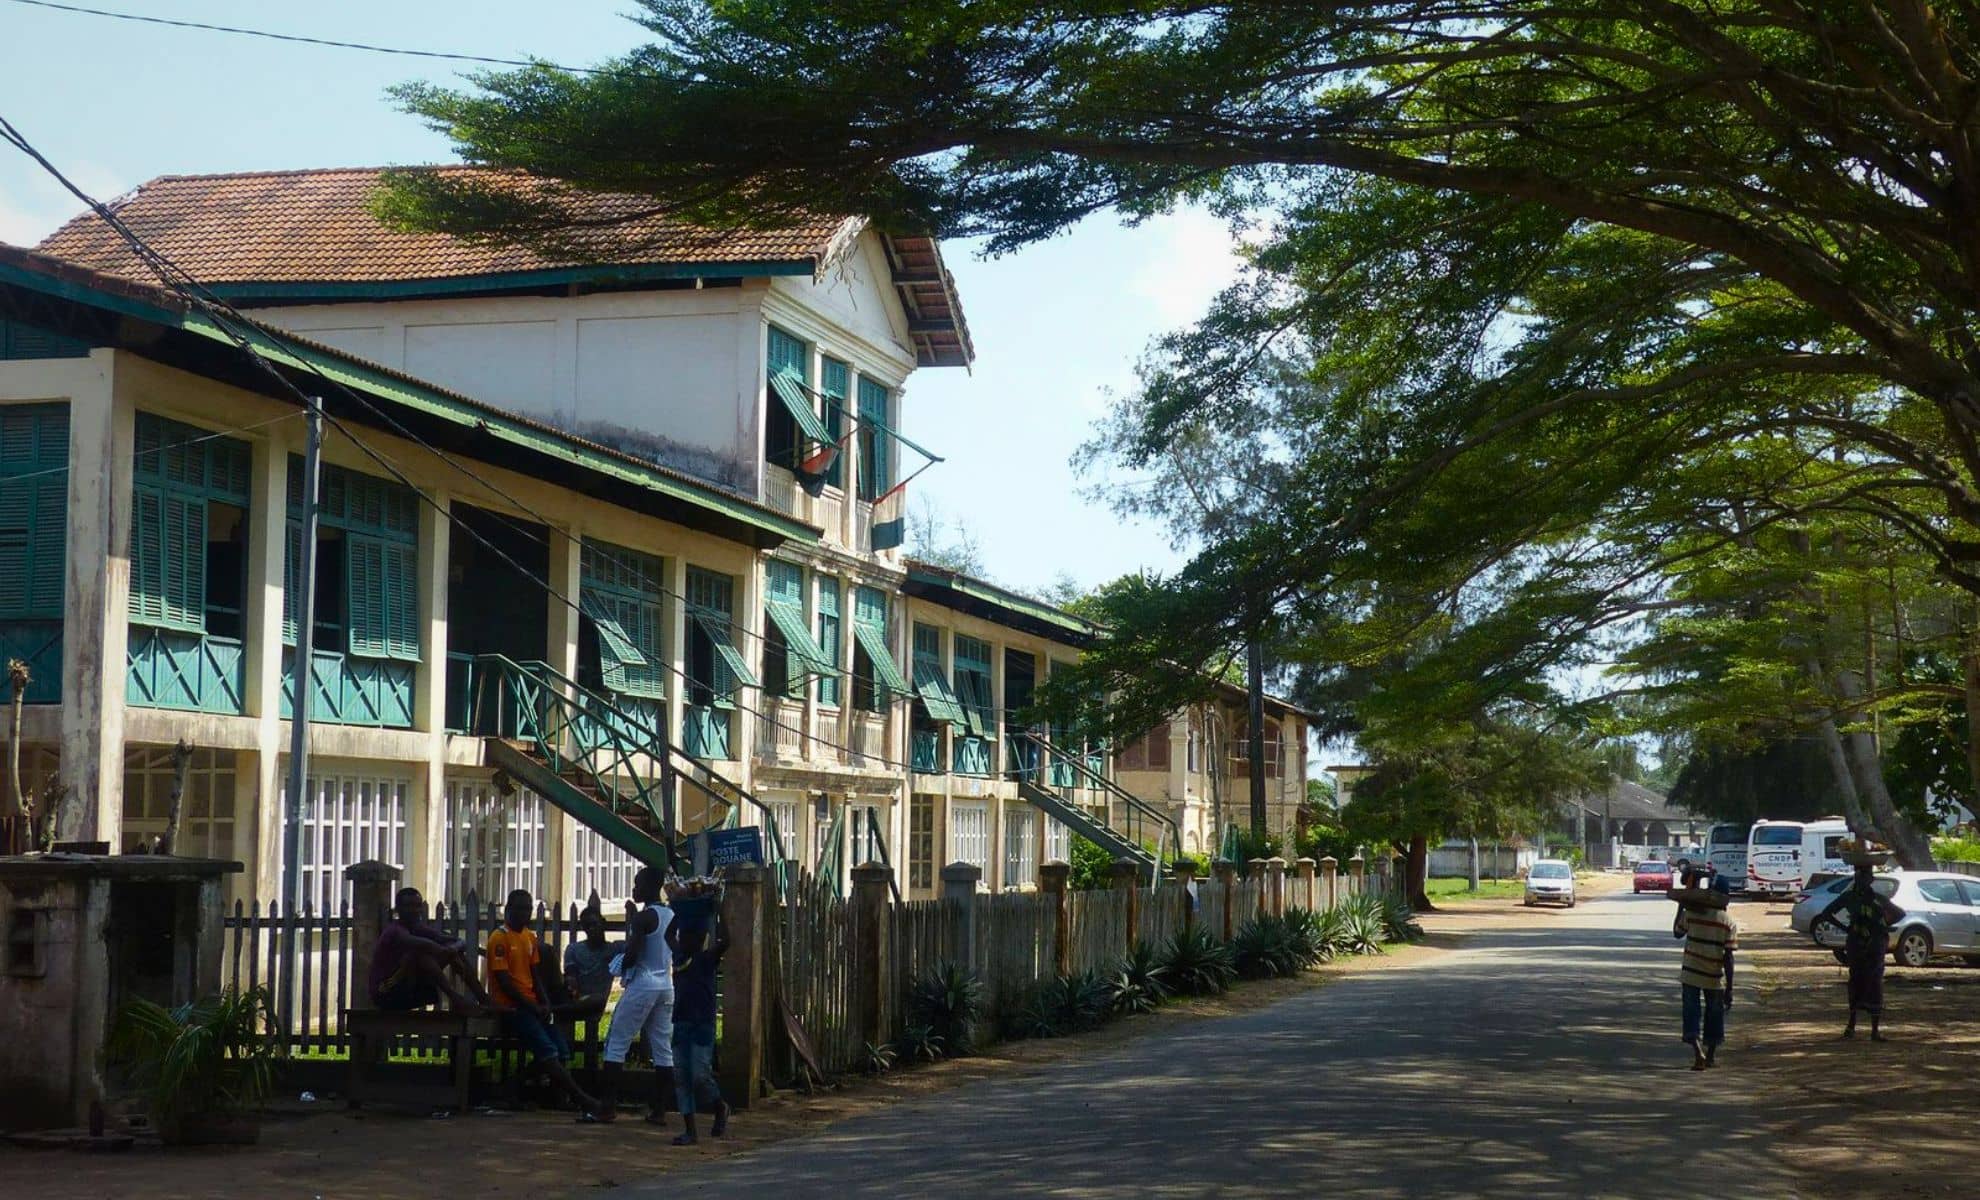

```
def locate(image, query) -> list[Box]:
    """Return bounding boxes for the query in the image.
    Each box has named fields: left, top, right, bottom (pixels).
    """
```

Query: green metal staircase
left=1008, top=728, right=1181, bottom=884
left=460, top=655, right=792, bottom=888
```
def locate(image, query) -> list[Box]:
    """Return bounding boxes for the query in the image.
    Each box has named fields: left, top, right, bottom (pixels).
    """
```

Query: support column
left=850, top=862, right=892, bottom=1053
left=941, top=861, right=980, bottom=972
left=1039, top=860, right=1070, bottom=976
left=545, top=524, right=582, bottom=902
left=1265, top=856, right=1288, bottom=916
left=1110, top=858, right=1141, bottom=948
left=1294, top=857, right=1316, bottom=911
left=246, top=430, right=290, bottom=901
left=717, top=863, right=766, bottom=1107
left=1320, top=856, right=1339, bottom=908
left=60, top=369, right=129, bottom=843
left=1347, top=854, right=1366, bottom=896
left=1172, top=858, right=1199, bottom=933
left=1247, top=858, right=1270, bottom=917
left=1213, top=859, right=1237, bottom=942
left=411, top=490, right=450, bottom=900
left=345, top=860, right=402, bottom=1014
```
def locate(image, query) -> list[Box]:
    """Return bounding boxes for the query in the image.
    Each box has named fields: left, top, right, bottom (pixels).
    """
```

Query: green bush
left=1068, top=835, right=1115, bottom=891
left=1281, top=906, right=1330, bottom=965
left=1932, top=833, right=1980, bottom=863
left=1379, top=894, right=1426, bottom=943
left=1232, top=914, right=1303, bottom=979
left=1107, top=940, right=1171, bottom=1015
left=1227, top=828, right=1286, bottom=868
left=1158, top=925, right=1237, bottom=996
left=1337, top=894, right=1387, bottom=955
left=907, top=961, right=984, bottom=1056
left=1167, top=849, right=1213, bottom=877
left=899, top=1022, right=944, bottom=1062
left=1015, top=971, right=1113, bottom=1038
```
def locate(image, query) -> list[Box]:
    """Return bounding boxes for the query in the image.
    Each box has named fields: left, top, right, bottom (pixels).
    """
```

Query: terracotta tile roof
left=35, top=166, right=862, bottom=287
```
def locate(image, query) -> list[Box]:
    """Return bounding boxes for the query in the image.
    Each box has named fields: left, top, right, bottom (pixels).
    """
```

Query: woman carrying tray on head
left=1814, top=850, right=1905, bottom=1042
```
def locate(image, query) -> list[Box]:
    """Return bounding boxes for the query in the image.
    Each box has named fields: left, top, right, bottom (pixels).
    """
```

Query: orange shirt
left=485, top=926, right=540, bottom=1009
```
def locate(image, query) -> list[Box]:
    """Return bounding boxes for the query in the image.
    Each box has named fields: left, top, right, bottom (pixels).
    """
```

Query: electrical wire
left=0, top=410, right=304, bottom=485
left=2, top=0, right=615, bottom=74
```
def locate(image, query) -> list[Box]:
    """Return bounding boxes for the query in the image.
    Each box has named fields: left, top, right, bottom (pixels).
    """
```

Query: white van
left=1706, top=823, right=1749, bottom=892
left=1799, top=818, right=1849, bottom=887
left=1746, top=819, right=1806, bottom=898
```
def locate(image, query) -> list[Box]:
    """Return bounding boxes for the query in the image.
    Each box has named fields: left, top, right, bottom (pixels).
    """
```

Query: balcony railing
left=848, top=711, right=887, bottom=766
left=127, top=627, right=245, bottom=715
left=953, top=734, right=994, bottom=777
left=911, top=728, right=942, bottom=774
left=756, top=696, right=806, bottom=761
left=684, top=704, right=734, bottom=761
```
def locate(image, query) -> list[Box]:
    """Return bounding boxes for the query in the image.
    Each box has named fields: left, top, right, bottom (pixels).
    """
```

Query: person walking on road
left=1670, top=870, right=1737, bottom=1070
left=1814, top=861, right=1905, bottom=1042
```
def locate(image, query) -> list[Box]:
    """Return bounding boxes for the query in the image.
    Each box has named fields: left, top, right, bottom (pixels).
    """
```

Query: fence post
left=1319, top=856, right=1339, bottom=908
left=1171, top=859, right=1199, bottom=933
left=1039, top=861, right=1071, bottom=977
left=1347, top=854, right=1366, bottom=896
left=1110, top=858, right=1141, bottom=949
left=1392, top=854, right=1408, bottom=899
left=1265, top=856, right=1288, bottom=916
left=344, top=860, right=402, bottom=1014
left=1246, top=858, right=1269, bottom=917
left=940, top=861, right=982, bottom=973
left=1293, top=857, right=1316, bottom=911
left=718, top=863, right=766, bottom=1109
left=1213, top=859, right=1237, bottom=942
left=851, top=863, right=893, bottom=1054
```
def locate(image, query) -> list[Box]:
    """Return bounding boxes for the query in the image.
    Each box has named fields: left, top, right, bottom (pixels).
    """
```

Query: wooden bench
left=345, top=1009, right=501, bottom=1113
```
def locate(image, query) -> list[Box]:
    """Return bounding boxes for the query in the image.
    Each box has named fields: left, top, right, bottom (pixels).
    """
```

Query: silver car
left=1795, top=870, right=1980, bottom=968
left=1524, top=859, right=1577, bottom=908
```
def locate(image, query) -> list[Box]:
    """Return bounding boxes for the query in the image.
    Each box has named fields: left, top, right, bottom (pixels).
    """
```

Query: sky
left=0, top=0, right=1244, bottom=596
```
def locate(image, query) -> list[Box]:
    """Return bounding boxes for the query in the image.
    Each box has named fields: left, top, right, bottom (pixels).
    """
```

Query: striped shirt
left=1677, top=907, right=1737, bottom=990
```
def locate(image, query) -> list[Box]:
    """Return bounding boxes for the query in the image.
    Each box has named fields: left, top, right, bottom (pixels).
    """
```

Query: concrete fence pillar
left=1319, top=856, right=1339, bottom=908
left=1172, top=859, right=1199, bottom=933
left=1039, top=860, right=1071, bottom=977
left=718, top=863, right=766, bottom=1107
left=1213, top=859, right=1237, bottom=941
left=1265, top=856, right=1288, bottom=916
left=851, top=862, right=893, bottom=1055
left=1247, top=858, right=1270, bottom=917
left=1293, top=857, right=1316, bottom=912
left=1347, top=854, right=1366, bottom=896
left=1391, top=855, right=1408, bottom=898
left=344, top=860, right=401, bottom=1015
left=1110, top=858, right=1142, bottom=949
left=941, top=861, right=982, bottom=972
left=1373, top=855, right=1391, bottom=898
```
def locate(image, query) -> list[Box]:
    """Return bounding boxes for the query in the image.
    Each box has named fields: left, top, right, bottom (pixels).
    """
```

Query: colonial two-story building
left=0, top=167, right=1307, bottom=906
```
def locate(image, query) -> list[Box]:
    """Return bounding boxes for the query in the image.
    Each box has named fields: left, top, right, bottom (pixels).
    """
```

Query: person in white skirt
left=590, top=866, right=675, bottom=1123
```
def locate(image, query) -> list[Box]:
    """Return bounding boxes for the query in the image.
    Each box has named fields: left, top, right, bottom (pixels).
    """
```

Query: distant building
left=1561, top=779, right=1706, bottom=861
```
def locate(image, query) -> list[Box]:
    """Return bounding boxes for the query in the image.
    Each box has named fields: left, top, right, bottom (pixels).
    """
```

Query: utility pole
left=279, top=398, right=324, bottom=1030
left=1246, top=639, right=1267, bottom=839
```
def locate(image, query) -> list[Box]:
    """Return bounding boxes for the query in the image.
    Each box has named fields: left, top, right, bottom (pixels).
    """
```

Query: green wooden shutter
left=160, top=490, right=206, bottom=631
left=0, top=405, right=68, bottom=621
left=282, top=520, right=302, bottom=645
left=815, top=577, right=842, bottom=706
left=858, top=377, right=891, bottom=502
left=383, top=540, right=420, bottom=660
left=345, top=534, right=386, bottom=657
left=820, top=358, right=849, bottom=488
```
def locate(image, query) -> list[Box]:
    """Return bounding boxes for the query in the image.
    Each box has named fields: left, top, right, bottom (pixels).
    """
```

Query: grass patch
left=1424, top=877, right=1528, bottom=901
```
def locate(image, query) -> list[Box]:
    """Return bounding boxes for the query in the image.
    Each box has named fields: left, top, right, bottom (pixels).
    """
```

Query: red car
left=1633, top=860, right=1674, bottom=893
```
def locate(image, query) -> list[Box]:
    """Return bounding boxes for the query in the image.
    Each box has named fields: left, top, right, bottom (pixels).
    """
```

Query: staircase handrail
left=1009, top=727, right=1183, bottom=879
left=465, top=654, right=793, bottom=886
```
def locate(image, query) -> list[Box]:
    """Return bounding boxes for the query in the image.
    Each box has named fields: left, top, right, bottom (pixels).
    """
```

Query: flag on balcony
left=795, top=430, right=851, bottom=497
left=870, top=477, right=909, bottom=550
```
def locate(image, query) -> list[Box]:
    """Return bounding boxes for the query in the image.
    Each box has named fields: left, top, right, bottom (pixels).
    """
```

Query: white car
left=1525, top=859, right=1577, bottom=908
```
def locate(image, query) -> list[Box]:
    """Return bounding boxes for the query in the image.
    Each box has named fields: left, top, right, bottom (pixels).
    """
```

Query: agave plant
left=864, top=1040, right=898, bottom=1073
left=108, top=987, right=283, bottom=1138
left=1158, top=925, right=1236, bottom=996
left=1280, top=907, right=1327, bottom=968
left=900, top=1022, right=946, bottom=1062
left=1107, top=941, right=1171, bottom=1015
left=1340, top=895, right=1388, bottom=955
left=1380, top=894, right=1426, bottom=944
left=1232, top=914, right=1305, bottom=979
left=1019, top=971, right=1114, bottom=1037
left=908, top=960, right=985, bottom=1055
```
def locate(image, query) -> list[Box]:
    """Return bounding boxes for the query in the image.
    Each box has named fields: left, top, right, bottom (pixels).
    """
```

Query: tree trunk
left=1962, top=615, right=1980, bottom=818
left=1811, top=709, right=1879, bottom=840
left=1831, top=665, right=1936, bottom=869
left=1406, top=834, right=1431, bottom=912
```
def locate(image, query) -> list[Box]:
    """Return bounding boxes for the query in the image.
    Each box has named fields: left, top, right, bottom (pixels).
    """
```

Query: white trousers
left=604, top=973, right=675, bottom=1066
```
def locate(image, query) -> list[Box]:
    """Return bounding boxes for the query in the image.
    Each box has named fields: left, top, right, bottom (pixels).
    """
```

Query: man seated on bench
left=487, top=888, right=604, bottom=1118
left=370, top=887, right=491, bottom=1012
left=560, top=905, right=621, bottom=1017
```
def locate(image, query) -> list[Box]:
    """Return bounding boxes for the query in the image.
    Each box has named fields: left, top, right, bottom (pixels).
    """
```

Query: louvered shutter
left=345, top=534, right=386, bottom=657
left=282, top=520, right=302, bottom=644
left=383, top=541, right=420, bottom=660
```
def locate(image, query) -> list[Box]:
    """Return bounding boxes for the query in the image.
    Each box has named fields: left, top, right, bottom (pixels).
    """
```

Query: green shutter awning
left=852, top=621, right=910, bottom=698
left=912, top=660, right=966, bottom=728
left=693, top=609, right=760, bottom=693
left=770, top=372, right=833, bottom=444
left=954, top=670, right=994, bottom=737
left=766, top=598, right=834, bottom=677
left=581, top=590, right=649, bottom=667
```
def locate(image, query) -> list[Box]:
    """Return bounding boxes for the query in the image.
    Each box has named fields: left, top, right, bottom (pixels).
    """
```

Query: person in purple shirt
left=666, top=914, right=730, bottom=1144
left=369, top=887, right=490, bottom=1012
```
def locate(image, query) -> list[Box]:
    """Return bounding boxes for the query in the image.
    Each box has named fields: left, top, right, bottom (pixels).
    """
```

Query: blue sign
left=708, top=825, right=764, bottom=869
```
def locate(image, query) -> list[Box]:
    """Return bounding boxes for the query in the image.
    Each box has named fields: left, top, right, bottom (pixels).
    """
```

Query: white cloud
left=1127, top=207, right=1246, bottom=326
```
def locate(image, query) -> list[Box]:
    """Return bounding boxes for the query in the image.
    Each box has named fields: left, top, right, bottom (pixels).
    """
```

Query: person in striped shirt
left=1672, top=871, right=1738, bottom=1070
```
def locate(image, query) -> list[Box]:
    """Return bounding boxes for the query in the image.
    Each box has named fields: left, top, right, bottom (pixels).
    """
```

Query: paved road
left=625, top=891, right=1796, bottom=1199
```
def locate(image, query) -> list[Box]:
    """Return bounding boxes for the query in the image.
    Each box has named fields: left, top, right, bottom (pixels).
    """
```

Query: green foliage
left=899, top=1023, right=944, bottom=1064
left=1156, top=925, right=1236, bottom=997
left=1226, top=828, right=1285, bottom=868
left=1107, top=940, right=1171, bottom=1015
left=906, top=961, right=983, bottom=1057
left=1067, top=834, right=1114, bottom=892
left=1166, top=849, right=1212, bottom=878
left=1931, top=834, right=1980, bottom=864
left=1232, top=912, right=1326, bottom=979
left=1379, top=895, right=1425, bottom=944
left=1336, top=896, right=1388, bottom=956
left=864, top=1040, right=897, bottom=1074
left=1014, top=971, right=1113, bottom=1039
left=1281, top=906, right=1331, bottom=964
left=108, top=987, right=282, bottom=1128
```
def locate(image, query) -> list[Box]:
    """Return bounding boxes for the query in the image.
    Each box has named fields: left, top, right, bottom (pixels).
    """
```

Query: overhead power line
left=3, top=0, right=612, bottom=74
